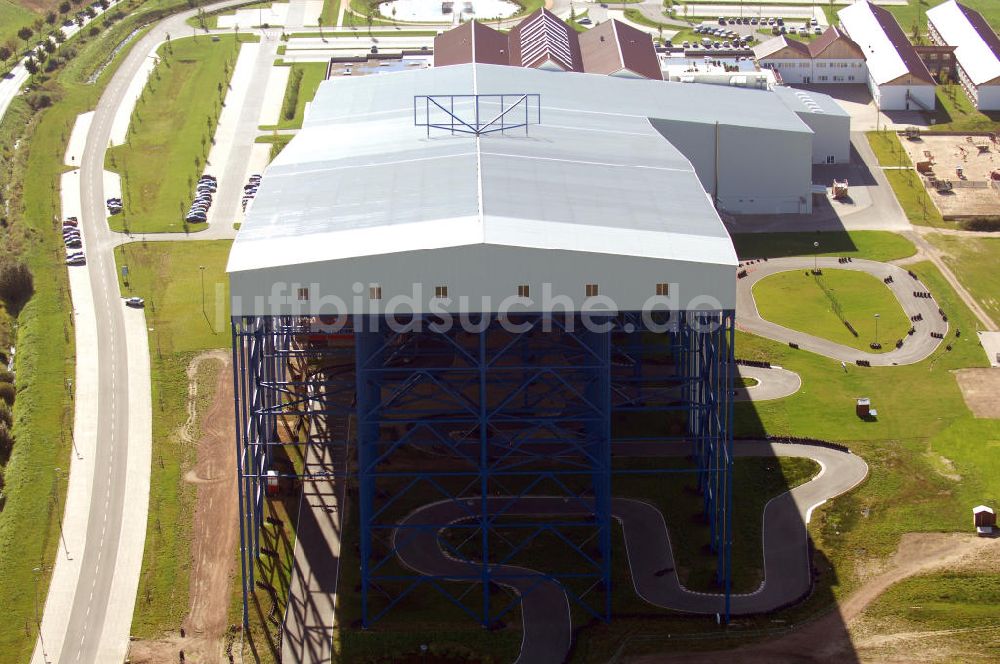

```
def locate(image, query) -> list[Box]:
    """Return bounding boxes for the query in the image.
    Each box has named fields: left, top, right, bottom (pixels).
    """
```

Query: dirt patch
left=130, top=351, right=238, bottom=664
left=631, top=532, right=998, bottom=664
left=900, top=134, right=1000, bottom=218
left=953, top=368, right=1000, bottom=418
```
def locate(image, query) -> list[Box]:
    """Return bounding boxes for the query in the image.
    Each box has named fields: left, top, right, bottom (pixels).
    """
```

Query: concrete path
left=34, top=3, right=257, bottom=663
left=737, top=257, right=948, bottom=366
left=735, top=365, right=801, bottom=401
left=395, top=442, right=868, bottom=664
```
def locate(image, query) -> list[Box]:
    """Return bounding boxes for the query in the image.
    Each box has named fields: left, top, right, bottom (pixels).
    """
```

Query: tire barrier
left=735, top=358, right=772, bottom=369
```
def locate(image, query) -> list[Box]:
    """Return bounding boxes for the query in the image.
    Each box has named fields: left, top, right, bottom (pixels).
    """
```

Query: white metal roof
left=230, top=64, right=818, bottom=276
left=973, top=505, right=995, bottom=514
left=226, top=64, right=830, bottom=313
left=927, top=0, right=1000, bottom=86
left=838, top=0, right=931, bottom=86
left=773, top=86, right=851, bottom=117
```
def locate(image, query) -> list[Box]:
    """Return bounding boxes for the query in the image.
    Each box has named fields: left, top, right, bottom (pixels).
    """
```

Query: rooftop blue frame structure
left=413, top=93, right=542, bottom=136
left=231, top=310, right=735, bottom=629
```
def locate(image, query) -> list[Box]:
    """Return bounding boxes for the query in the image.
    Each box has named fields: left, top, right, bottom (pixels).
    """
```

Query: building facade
left=838, top=0, right=936, bottom=111
left=927, top=0, right=1000, bottom=110
left=753, top=27, right=866, bottom=85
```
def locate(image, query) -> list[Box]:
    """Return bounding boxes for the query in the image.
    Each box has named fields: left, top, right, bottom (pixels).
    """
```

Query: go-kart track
left=395, top=442, right=868, bottom=664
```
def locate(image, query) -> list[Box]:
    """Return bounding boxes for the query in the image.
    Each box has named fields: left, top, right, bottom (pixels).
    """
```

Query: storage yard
left=900, top=132, right=1000, bottom=217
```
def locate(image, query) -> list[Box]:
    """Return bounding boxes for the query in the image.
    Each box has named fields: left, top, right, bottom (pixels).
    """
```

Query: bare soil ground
left=953, top=368, right=1000, bottom=418
left=129, top=351, right=238, bottom=664
left=632, top=532, right=998, bottom=664
left=901, top=134, right=1000, bottom=217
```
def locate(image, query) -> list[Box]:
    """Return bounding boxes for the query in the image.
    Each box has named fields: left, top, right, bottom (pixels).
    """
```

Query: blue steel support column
left=479, top=320, right=491, bottom=627
left=723, top=310, right=735, bottom=621
left=231, top=318, right=250, bottom=628
left=584, top=318, right=612, bottom=620
left=354, top=316, right=381, bottom=628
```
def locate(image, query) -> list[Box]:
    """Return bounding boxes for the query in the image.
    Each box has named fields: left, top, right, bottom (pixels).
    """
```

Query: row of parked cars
left=63, top=217, right=85, bottom=266
left=106, top=197, right=122, bottom=215
left=241, top=173, right=262, bottom=212
left=186, top=174, right=216, bottom=223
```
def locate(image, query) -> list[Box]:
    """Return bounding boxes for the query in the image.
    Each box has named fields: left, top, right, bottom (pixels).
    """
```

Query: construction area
left=901, top=131, right=1000, bottom=218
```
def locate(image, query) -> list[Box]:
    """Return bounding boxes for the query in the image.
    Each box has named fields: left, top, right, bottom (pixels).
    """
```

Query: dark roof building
left=433, top=10, right=661, bottom=80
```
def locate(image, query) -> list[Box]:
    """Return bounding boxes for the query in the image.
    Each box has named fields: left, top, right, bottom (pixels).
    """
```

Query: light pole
left=53, top=468, right=71, bottom=560
left=33, top=567, right=49, bottom=663
left=813, top=241, right=820, bottom=273
left=874, top=313, right=880, bottom=347
left=199, top=265, right=206, bottom=316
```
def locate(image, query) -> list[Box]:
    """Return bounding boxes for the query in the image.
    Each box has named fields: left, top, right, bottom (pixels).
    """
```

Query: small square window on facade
left=297, top=287, right=310, bottom=301
left=435, top=286, right=448, bottom=299
left=369, top=285, right=382, bottom=300
left=585, top=284, right=599, bottom=297
left=656, top=283, right=670, bottom=296
left=518, top=284, right=530, bottom=298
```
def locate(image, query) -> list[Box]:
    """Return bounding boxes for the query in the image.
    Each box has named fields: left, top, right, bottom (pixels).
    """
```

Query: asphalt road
left=394, top=442, right=868, bottom=664
left=58, top=2, right=253, bottom=661
left=737, top=257, right=948, bottom=366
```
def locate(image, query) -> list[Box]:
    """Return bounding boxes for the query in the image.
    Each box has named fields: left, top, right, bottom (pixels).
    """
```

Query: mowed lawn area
left=753, top=269, right=911, bottom=352
left=926, top=233, right=1000, bottom=327
left=114, top=240, right=232, bottom=634
left=106, top=35, right=245, bottom=234
left=264, top=61, right=326, bottom=130
left=0, top=0, right=35, bottom=57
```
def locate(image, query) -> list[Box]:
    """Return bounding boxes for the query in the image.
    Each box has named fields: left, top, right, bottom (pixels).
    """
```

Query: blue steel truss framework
left=231, top=310, right=735, bottom=629
left=413, top=93, right=542, bottom=136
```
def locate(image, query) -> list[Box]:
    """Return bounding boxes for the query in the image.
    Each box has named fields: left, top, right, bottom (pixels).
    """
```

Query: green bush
left=0, top=422, right=12, bottom=462
left=282, top=67, right=303, bottom=121
left=0, top=260, right=34, bottom=315
left=0, top=382, right=14, bottom=406
left=0, top=401, right=10, bottom=428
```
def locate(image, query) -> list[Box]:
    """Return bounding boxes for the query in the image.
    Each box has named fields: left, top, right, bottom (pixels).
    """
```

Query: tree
left=0, top=260, right=34, bottom=315
left=43, top=39, right=56, bottom=53
left=23, top=57, right=38, bottom=74
left=46, top=11, right=57, bottom=24
left=17, top=26, right=33, bottom=45
left=59, top=1, right=71, bottom=13
left=0, top=384, right=14, bottom=407
left=0, top=422, right=13, bottom=463
left=0, top=45, right=11, bottom=65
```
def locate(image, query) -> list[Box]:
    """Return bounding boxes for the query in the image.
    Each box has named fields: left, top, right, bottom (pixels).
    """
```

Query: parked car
left=125, top=297, right=145, bottom=308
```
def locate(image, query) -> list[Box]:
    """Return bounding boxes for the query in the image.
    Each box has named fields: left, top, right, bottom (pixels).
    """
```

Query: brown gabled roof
left=578, top=20, right=662, bottom=80
left=433, top=20, right=510, bottom=67
left=808, top=25, right=863, bottom=59
left=752, top=35, right=810, bottom=60
left=867, top=2, right=935, bottom=84
left=507, top=8, right=583, bottom=71
left=958, top=1, right=1000, bottom=60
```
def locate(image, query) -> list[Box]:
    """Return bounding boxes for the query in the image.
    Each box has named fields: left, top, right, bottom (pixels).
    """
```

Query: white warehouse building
left=228, top=66, right=851, bottom=295
left=838, top=0, right=936, bottom=111
left=927, top=0, right=1000, bottom=111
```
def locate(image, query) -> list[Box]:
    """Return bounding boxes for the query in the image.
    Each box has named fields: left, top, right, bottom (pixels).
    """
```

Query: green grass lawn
left=255, top=133, right=294, bottom=162
left=861, top=568, right=1000, bottom=635
left=753, top=269, right=913, bottom=352
left=925, top=234, right=1000, bottom=327
left=731, top=230, right=916, bottom=263
left=885, top=169, right=946, bottom=228
left=0, top=1, right=210, bottom=658
left=113, top=240, right=232, bottom=634
left=0, top=0, right=36, bottom=60
left=867, top=130, right=909, bottom=167
left=106, top=35, right=249, bottom=234
left=927, top=84, right=1000, bottom=133
left=262, top=61, right=326, bottom=130
left=865, top=132, right=947, bottom=228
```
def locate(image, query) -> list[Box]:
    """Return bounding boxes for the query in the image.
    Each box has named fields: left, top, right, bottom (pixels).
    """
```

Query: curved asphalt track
left=394, top=442, right=868, bottom=664
left=737, top=257, right=949, bottom=366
